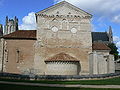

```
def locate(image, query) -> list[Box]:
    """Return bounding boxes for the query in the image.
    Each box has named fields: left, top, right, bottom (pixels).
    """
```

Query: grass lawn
left=0, top=83, right=119, bottom=90
left=0, top=77, right=120, bottom=85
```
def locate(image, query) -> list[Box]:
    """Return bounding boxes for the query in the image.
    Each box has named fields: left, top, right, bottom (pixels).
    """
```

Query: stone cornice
left=36, top=14, right=91, bottom=19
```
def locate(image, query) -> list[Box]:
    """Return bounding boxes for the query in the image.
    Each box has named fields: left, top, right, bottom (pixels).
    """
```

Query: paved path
left=0, top=81, right=120, bottom=89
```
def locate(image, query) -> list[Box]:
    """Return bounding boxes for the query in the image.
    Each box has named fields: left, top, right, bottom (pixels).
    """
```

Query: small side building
left=89, top=42, right=115, bottom=74
left=0, top=30, right=36, bottom=74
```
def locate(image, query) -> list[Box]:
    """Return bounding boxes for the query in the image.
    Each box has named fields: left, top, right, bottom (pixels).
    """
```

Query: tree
left=108, top=43, right=119, bottom=60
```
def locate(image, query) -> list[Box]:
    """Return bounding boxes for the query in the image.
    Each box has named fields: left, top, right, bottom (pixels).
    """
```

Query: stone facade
left=89, top=51, right=115, bottom=75
left=115, top=60, right=120, bottom=72
left=45, top=61, right=80, bottom=75
left=0, top=38, right=3, bottom=72
left=1, top=39, right=35, bottom=74
left=0, top=1, right=115, bottom=75
left=34, top=1, right=92, bottom=75
left=4, top=16, right=18, bottom=35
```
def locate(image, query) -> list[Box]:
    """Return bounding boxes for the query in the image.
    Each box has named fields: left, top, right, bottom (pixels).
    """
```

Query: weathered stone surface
left=0, top=1, right=115, bottom=75
left=89, top=51, right=115, bottom=75
left=2, top=39, right=35, bottom=74
left=34, top=1, right=92, bottom=75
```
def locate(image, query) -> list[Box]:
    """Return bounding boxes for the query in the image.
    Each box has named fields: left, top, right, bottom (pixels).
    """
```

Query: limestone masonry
left=0, top=1, right=115, bottom=75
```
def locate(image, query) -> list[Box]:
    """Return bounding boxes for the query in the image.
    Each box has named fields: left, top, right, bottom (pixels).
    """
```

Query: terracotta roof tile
left=92, top=42, right=111, bottom=50
left=45, top=52, right=79, bottom=62
left=3, top=30, right=36, bottom=39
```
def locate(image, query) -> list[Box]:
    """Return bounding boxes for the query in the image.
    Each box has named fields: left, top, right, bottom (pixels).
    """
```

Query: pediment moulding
left=35, top=1, right=92, bottom=24
left=36, top=14, right=91, bottom=19
left=36, top=1, right=92, bottom=17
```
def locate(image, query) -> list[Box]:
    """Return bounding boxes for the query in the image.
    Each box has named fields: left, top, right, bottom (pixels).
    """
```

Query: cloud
left=116, top=42, right=120, bottom=48
left=19, top=12, right=36, bottom=30
left=54, top=0, right=120, bottom=23
left=113, top=36, right=120, bottom=53
left=116, top=41, right=120, bottom=54
left=112, top=15, right=120, bottom=23
left=113, top=36, right=120, bottom=43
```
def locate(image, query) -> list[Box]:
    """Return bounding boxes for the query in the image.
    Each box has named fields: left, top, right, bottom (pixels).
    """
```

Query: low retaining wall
left=0, top=73, right=120, bottom=80
left=0, top=73, right=30, bottom=80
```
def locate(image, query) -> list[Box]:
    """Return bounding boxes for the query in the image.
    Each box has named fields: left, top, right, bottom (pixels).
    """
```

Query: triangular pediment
left=36, top=1, right=92, bottom=17
left=45, top=52, right=79, bottom=62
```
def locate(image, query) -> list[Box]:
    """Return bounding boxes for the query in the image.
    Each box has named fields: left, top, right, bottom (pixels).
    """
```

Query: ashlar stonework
left=0, top=1, right=115, bottom=75
left=34, top=1, right=92, bottom=75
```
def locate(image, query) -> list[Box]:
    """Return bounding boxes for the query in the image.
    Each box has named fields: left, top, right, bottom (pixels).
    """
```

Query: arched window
left=62, top=19, right=67, bottom=30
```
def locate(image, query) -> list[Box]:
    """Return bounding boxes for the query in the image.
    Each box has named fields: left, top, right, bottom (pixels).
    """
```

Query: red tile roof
left=3, top=30, right=36, bottom=39
left=92, top=42, right=111, bottom=50
left=45, top=52, right=79, bottom=62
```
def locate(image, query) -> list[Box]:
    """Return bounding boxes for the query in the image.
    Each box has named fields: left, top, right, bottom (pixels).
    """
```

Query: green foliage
left=108, top=43, right=119, bottom=60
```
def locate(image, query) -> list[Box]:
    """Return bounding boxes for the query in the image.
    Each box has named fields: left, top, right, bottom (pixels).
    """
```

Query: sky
left=0, top=0, right=120, bottom=53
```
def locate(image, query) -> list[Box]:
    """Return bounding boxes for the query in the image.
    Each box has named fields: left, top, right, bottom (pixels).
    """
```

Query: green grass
left=0, top=83, right=119, bottom=90
left=0, top=77, right=120, bottom=85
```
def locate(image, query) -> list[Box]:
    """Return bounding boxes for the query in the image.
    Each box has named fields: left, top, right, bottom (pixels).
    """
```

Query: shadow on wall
left=77, top=62, right=81, bottom=75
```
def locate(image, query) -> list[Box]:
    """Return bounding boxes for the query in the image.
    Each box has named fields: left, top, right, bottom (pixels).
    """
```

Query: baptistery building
left=0, top=1, right=115, bottom=75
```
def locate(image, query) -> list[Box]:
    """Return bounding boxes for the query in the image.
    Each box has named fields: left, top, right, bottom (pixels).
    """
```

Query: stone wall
left=0, top=38, right=3, bottom=72
left=34, top=4, right=92, bottom=75
left=115, top=62, right=120, bottom=71
left=89, top=51, right=115, bottom=75
left=2, top=39, right=35, bottom=74
left=45, top=61, right=80, bottom=75
left=108, top=55, right=115, bottom=73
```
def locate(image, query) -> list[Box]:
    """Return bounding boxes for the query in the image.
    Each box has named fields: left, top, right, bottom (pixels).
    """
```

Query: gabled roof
left=92, top=32, right=109, bottom=42
left=45, top=52, right=79, bottom=62
left=36, top=1, right=92, bottom=17
left=3, top=30, right=36, bottom=39
left=92, top=42, right=111, bottom=50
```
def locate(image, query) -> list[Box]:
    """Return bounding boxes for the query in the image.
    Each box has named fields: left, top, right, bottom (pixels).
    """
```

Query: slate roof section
left=45, top=52, right=79, bottom=62
left=92, top=42, right=111, bottom=50
left=92, top=32, right=109, bottom=42
left=3, top=30, right=36, bottom=39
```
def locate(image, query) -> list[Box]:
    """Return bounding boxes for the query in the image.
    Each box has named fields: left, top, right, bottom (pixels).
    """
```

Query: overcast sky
left=0, top=0, right=120, bottom=53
